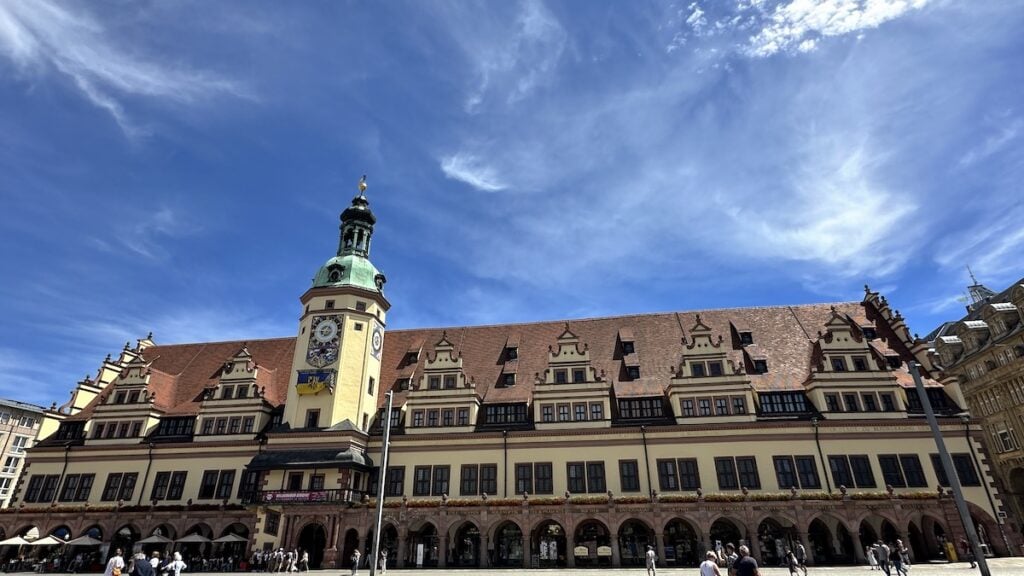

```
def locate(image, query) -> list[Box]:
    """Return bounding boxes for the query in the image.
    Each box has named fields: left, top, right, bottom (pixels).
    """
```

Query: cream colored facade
left=923, top=279, right=1024, bottom=538
left=3, top=188, right=1020, bottom=569
left=0, top=399, right=46, bottom=508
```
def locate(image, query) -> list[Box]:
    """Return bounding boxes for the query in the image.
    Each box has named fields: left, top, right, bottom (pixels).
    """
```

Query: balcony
left=243, top=488, right=368, bottom=506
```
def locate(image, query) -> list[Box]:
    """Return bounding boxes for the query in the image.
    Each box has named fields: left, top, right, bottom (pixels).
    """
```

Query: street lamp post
left=909, top=362, right=990, bottom=576
left=369, top=392, right=394, bottom=576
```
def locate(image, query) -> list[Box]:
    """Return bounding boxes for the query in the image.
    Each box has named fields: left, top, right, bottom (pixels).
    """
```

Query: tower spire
left=965, top=265, right=995, bottom=311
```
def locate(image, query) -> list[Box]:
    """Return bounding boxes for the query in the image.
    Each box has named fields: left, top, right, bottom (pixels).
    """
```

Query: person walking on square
left=734, top=545, right=760, bottom=576
left=867, top=545, right=878, bottom=570
left=784, top=548, right=799, bottom=576
left=794, top=542, right=807, bottom=575
left=645, top=544, right=657, bottom=576
left=724, top=543, right=738, bottom=576
left=889, top=542, right=907, bottom=576
left=875, top=541, right=891, bottom=576
left=349, top=549, right=360, bottom=576
left=701, top=551, right=723, bottom=576
left=378, top=549, right=387, bottom=575
left=105, top=549, right=125, bottom=576
left=958, top=538, right=976, bottom=569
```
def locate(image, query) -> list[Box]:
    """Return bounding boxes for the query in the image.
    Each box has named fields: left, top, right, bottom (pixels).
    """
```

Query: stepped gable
left=66, top=337, right=296, bottom=420
left=377, top=300, right=908, bottom=408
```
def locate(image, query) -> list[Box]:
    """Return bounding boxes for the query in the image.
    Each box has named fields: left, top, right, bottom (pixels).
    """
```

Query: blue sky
left=0, top=1, right=1021, bottom=406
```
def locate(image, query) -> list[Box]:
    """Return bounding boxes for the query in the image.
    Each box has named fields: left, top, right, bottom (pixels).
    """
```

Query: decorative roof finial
left=967, top=264, right=978, bottom=285
left=358, top=174, right=368, bottom=197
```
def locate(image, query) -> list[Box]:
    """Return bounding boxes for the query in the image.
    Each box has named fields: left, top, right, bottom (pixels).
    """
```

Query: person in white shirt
left=104, top=549, right=125, bottom=576
left=645, top=545, right=658, bottom=576
left=701, top=551, right=724, bottom=576
left=149, top=552, right=161, bottom=569
left=167, top=552, right=187, bottom=576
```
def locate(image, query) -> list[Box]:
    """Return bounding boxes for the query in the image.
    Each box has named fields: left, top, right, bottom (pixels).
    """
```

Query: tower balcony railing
left=242, top=488, right=368, bottom=506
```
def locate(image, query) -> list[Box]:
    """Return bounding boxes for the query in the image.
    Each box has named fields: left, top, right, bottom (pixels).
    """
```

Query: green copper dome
left=312, top=254, right=385, bottom=292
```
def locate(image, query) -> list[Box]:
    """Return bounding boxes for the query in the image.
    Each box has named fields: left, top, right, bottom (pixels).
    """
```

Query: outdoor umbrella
left=174, top=534, right=211, bottom=544
left=65, top=536, right=102, bottom=547
left=212, top=534, right=248, bottom=544
left=28, top=536, right=66, bottom=546
left=137, top=535, right=173, bottom=545
left=0, top=536, right=30, bottom=546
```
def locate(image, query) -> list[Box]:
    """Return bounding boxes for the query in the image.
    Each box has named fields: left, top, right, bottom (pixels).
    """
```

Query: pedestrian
left=958, top=538, right=976, bottom=569
left=350, top=549, right=360, bottom=576
left=876, top=541, right=891, bottom=576
left=165, top=552, right=187, bottom=576
left=895, top=539, right=910, bottom=570
left=130, top=553, right=155, bottom=576
left=105, top=549, right=126, bottom=576
left=785, top=548, right=799, bottom=576
left=889, top=542, right=907, bottom=576
left=734, top=545, right=760, bottom=576
left=149, top=552, right=160, bottom=570
left=299, top=550, right=309, bottom=572
left=724, top=543, right=738, bottom=576
left=794, top=542, right=807, bottom=576
left=701, top=551, right=723, bottom=576
left=645, top=544, right=658, bottom=576
left=378, top=549, right=387, bottom=575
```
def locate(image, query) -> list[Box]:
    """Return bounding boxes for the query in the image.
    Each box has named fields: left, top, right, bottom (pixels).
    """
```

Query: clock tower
left=283, top=177, right=389, bottom=431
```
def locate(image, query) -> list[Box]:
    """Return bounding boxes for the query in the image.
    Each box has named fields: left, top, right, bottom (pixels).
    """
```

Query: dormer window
left=753, top=360, right=768, bottom=374
left=505, top=347, right=518, bottom=360
left=554, top=370, right=568, bottom=384
left=572, top=369, right=586, bottom=383
left=398, top=378, right=410, bottom=391
left=127, top=390, right=140, bottom=404
left=627, top=366, right=641, bottom=379
left=356, top=301, right=367, bottom=312
left=404, top=351, right=419, bottom=365
left=709, top=361, right=723, bottom=377
left=221, top=385, right=234, bottom=399
left=691, top=363, right=706, bottom=377
left=852, top=356, right=869, bottom=371
left=443, top=375, right=457, bottom=389
left=428, top=376, right=440, bottom=390
left=831, top=357, right=848, bottom=372
left=861, top=328, right=877, bottom=340
left=739, top=332, right=754, bottom=345
left=325, top=300, right=335, bottom=310
left=887, top=356, right=902, bottom=369
left=502, top=373, right=516, bottom=387
left=622, top=341, right=635, bottom=354
left=114, top=391, right=126, bottom=404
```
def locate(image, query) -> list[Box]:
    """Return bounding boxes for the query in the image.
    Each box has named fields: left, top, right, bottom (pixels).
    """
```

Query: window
left=574, top=404, right=587, bottom=421
left=242, top=417, right=255, bottom=434
left=117, top=422, right=130, bottom=438
left=354, top=323, right=363, bottom=331
left=739, top=332, right=754, bottom=345
left=155, top=417, right=195, bottom=437
left=567, top=462, right=586, bottom=493
left=199, top=470, right=220, bottom=499
left=201, top=419, right=214, bottom=435
left=398, top=378, right=410, bottom=391
left=555, top=370, right=568, bottom=384
left=412, top=410, right=424, bottom=427
left=0, top=478, right=10, bottom=499
left=850, top=455, right=876, bottom=488
left=515, top=463, right=532, bottom=495
left=587, top=462, right=606, bottom=493
left=542, top=405, right=554, bottom=422
left=240, top=470, right=261, bottom=499
left=355, top=301, right=367, bottom=311
left=24, top=475, right=46, bottom=502
left=691, top=363, right=706, bottom=377
left=709, top=362, right=724, bottom=377
left=457, top=408, right=469, bottom=426
left=682, top=399, right=695, bottom=417
left=264, top=511, right=280, bottom=536
left=698, top=399, right=712, bottom=416
left=58, top=474, right=93, bottom=502
left=151, top=472, right=171, bottom=500
left=878, top=455, right=906, bottom=488
left=93, top=423, right=106, bottom=439
left=715, top=398, right=729, bottom=416
left=505, top=347, right=518, bottom=360
left=880, top=394, right=896, bottom=412
left=385, top=467, right=405, bottom=497
left=100, top=472, right=137, bottom=502
left=627, top=366, right=641, bottom=379
left=480, top=464, right=498, bottom=495
left=428, top=376, right=440, bottom=390
left=572, top=369, right=586, bottom=383
left=753, top=359, right=768, bottom=374
left=825, top=394, right=840, bottom=412
left=236, top=385, right=249, bottom=398
left=853, top=356, right=869, bottom=371
left=619, top=460, right=640, bottom=492
left=413, top=466, right=431, bottom=496
left=558, top=404, right=570, bottom=422
left=678, top=459, right=700, bottom=490
left=534, top=463, right=553, bottom=494
left=828, top=456, right=853, bottom=489
left=622, top=341, right=635, bottom=354
left=843, top=394, right=860, bottom=412
left=862, top=394, right=877, bottom=412
left=427, top=410, right=439, bottom=427
left=736, top=457, right=760, bottom=489
left=715, top=458, right=738, bottom=490
left=619, top=398, right=665, bottom=418
left=444, top=375, right=457, bottom=389
left=215, top=470, right=235, bottom=499
left=105, top=423, right=117, bottom=438
left=115, top=391, right=127, bottom=404
left=590, top=403, right=604, bottom=421
left=40, top=475, right=61, bottom=502
left=831, top=357, right=848, bottom=372
left=229, top=417, right=242, bottom=434
left=758, top=393, right=810, bottom=414
left=220, top=385, right=234, bottom=399
left=795, top=456, right=820, bottom=489
left=931, top=454, right=980, bottom=487
left=168, top=472, right=187, bottom=500
left=442, top=409, right=454, bottom=427
left=11, top=436, right=28, bottom=453
left=2, top=456, right=19, bottom=475
left=367, top=377, right=375, bottom=396
left=309, top=474, right=324, bottom=491
left=483, top=404, right=528, bottom=424
left=431, top=466, right=450, bottom=496
left=899, top=455, right=927, bottom=487
left=215, top=418, right=228, bottom=435
left=774, top=456, right=796, bottom=489
left=461, top=465, right=479, bottom=496
left=657, top=459, right=678, bottom=491
left=325, top=299, right=335, bottom=309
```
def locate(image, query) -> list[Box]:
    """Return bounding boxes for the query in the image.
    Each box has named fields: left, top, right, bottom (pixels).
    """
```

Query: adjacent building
left=920, top=276, right=1024, bottom=539
left=0, top=399, right=46, bottom=508
left=2, top=183, right=1019, bottom=568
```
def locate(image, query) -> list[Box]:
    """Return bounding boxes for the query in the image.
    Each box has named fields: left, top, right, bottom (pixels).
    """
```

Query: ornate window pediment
left=541, top=324, right=599, bottom=384
left=205, top=346, right=262, bottom=401
left=416, top=332, right=471, bottom=390
left=675, top=315, right=738, bottom=378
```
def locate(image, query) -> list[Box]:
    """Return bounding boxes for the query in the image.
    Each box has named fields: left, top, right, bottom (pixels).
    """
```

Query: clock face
left=307, top=316, right=341, bottom=368
left=371, top=325, right=383, bottom=360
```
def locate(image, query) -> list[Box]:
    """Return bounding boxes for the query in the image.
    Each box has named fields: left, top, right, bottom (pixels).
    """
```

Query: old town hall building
left=2, top=183, right=1020, bottom=569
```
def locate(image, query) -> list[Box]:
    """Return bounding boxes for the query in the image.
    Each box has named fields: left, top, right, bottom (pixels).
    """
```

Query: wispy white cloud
left=440, top=152, right=509, bottom=192
left=746, top=0, right=932, bottom=57
left=0, top=0, right=249, bottom=134
left=113, top=206, right=199, bottom=260
left=933, top=204, right=1024, bottom=284
left=958, top=115, right=1022, bottom=168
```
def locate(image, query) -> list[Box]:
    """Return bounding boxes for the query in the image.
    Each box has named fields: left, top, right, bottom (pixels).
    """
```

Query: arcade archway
left=574, top=519, right=611, bottom=567
left=531, top=520, right=566, bottom=567
left=451, top=522, right=481, bottom=567
left=618, top=519, right=654, bottom=567
left=664, top=518, right=699, bottom=567
left=491, top=522, right=523, bottom=567
left=297, top=523, right=326, bottom=569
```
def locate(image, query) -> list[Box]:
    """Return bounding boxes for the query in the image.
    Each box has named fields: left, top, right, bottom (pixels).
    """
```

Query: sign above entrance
left=296, top=370, right=335, bottom=395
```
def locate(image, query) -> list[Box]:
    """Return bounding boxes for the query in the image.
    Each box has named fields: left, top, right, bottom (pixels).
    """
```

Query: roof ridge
left=386, top=301, right=862, bottom=334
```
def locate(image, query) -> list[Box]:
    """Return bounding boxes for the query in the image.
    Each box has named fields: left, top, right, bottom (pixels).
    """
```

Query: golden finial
left=358, top=174, right=368, bottom=195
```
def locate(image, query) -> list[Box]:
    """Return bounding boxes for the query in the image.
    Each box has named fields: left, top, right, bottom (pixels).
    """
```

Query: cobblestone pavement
left=259, top=558, right=1024, bottom=576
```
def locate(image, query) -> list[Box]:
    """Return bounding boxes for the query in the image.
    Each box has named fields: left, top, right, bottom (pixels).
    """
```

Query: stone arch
left=709, top=516, right=744, bottom=550
left=806, top=514, right=854, bottom=565
left=80, top=525, right=103, bottom=539
left=530, top=518, right=567, bottom=567
left=967, top=501, right=1006, bottom=556
left=573, top=518, right=611, bottom=567
left=178, top=522, right=213, bottom=561
left=406, top=520, right=439, bottom=567
left=377, top=523, right=399, bottom=567
left=296, top=522, right=327, bottom=569
left=489, top=520, right=524, bottom=568
left=49, top=525, right=72, bottom=541
left=757, top=517, right=795, bottom=566
left=449, top=520, right=481, bottom=567
left=109, top=524, right=141, bottom=562
left=618, top=517, right=655, bottom=567
left=340, top=528, right=359, bottom=569
left=1009, top=467, right=1024, bottom=528
left=663, top=517, right=700, bottom=567
left=14, top=525, right=40, bottom=540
